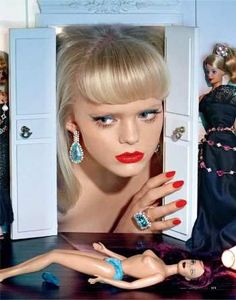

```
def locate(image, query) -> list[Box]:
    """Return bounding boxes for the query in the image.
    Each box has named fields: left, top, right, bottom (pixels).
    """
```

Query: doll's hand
left=113, top=171, right=186, bottom=233
left=93, top=242, right=106, bottom=253
left=88, top=276, right=104, bottom=284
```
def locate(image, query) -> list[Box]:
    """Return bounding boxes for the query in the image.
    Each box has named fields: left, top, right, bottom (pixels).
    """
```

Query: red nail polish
left=176, top=199, right=187, bottom=208
left=165, top=171, right=176, bottom=178
left=173, top=219, right=181, bottom=225
left=173, top=180, right=184, bottom=188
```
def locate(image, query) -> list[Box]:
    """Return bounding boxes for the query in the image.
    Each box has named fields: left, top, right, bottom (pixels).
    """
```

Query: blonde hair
left=203, top=54, right=225, bottom=72
left=57, top=25, right=169, bottom=213
left=203, top=44, right=236, bottom=83
left=225, top=51, right=236, bottom=83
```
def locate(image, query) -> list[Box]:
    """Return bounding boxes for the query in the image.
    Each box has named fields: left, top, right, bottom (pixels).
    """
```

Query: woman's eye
left=92, top=115, right=115, bottom=127
left=138, top=109, right=161, bottom=122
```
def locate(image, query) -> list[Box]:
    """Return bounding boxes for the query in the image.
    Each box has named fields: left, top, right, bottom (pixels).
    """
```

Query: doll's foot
left=0, top=272, right=5, bottom=282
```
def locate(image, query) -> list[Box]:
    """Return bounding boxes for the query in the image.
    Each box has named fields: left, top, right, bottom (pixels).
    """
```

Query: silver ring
left=133, top=210, right=151, bottom=230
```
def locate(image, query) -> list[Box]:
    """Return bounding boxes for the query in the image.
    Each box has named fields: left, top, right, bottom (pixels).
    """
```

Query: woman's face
left=205, top=64, right=225, bottom=88
left=66, top=97, right=163, bottom=177
left=178, top=259, right=205, bottom=280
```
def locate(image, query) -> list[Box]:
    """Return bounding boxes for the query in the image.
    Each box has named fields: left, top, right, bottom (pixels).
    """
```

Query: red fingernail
left=176, top=199, right=187, bottom=208
left=173, top=180, right=184, bottom=188
left=165, top=171, right=176, bottom=178
left=173, top=219, right=181, bottom=225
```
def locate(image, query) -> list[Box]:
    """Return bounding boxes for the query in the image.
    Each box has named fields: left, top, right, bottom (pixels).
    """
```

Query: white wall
left=196, top=0, right=236, bottom=93
left=0, top=0, right=39, bottom=52
left=1, top=0, right=236, bottom=92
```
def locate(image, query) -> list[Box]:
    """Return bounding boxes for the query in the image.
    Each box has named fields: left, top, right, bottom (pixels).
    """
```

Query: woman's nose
left=119, top=120, right=139, bottom=145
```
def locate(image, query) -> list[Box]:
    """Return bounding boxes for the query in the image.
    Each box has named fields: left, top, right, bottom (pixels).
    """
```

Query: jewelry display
left=69, top=130, right=84, bottom=164
left=133, top=209, right=151, bottom=230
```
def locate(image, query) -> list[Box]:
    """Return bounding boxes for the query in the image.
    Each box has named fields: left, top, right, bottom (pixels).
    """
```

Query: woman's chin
left=111, top=161, right=149, bottom=178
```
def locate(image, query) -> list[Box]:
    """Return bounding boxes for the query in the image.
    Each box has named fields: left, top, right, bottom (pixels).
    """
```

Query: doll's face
left=66, top=97, right=163, bottom=177
left=205, top=64, right=225, bottom=87
left=178, top=259, right=205, bottom=280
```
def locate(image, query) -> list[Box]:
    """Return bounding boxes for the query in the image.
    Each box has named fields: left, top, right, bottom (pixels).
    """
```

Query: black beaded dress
left=0, top=102, right=14, bottom=229
left=187, top=85, right=236, bottom=254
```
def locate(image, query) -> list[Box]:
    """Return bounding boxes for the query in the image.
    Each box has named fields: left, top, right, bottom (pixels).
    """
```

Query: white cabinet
left=9, top=25, right=199, bottom=240
left=10, top=28, right=57, bottom=239
left=163, top=26, right=199, bottom=241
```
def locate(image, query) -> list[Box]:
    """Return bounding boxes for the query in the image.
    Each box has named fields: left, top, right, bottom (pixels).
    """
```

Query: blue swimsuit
left=105, top=258, right=124, bottom=280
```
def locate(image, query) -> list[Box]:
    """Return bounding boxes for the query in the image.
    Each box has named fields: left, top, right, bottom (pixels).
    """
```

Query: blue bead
left=42, top=272, right=60, bottom=287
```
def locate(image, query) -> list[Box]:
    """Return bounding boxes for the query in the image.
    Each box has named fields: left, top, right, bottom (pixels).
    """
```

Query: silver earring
left=154, top=144, right=160, bottom=153
left=69, top=130, right=84, bottom=164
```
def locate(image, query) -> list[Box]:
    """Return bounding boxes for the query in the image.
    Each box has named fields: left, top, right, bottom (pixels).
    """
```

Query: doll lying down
left=0, top=242, right=234, bottom=289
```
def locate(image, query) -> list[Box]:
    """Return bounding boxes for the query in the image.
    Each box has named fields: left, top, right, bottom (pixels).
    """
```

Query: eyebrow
left=89, top=104, right=163, bottom=117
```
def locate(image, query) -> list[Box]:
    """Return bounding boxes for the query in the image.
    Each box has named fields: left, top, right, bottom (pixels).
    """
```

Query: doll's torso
left=200, top=85, right=236, bottom=129
left=121, top=253, right=166, bottom=279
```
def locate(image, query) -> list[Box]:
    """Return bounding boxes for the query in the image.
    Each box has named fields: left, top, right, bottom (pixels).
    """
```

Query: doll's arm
left=88, top=273, right=165, bottom=289
left=93, top=242, right=126, bottom=260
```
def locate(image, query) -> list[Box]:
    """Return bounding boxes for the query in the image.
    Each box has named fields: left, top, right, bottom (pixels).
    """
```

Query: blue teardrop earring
left=69, top=130, right=84, bottom=164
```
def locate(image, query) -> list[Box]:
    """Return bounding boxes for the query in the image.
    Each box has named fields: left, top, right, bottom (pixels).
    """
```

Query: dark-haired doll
left=1, top=242, right=235, bottom=289
left=0, top=52, right=14, bottom=238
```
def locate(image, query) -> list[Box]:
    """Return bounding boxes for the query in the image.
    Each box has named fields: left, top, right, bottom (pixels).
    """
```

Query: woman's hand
left=113, top=171, right=186, bottom=233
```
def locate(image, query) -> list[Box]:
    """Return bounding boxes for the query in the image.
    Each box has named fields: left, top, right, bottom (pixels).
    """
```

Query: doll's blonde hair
left=203, top=54, right=225, bottom=72
left=57, top=25, right=169, bottom=213
left=204, top=45, right=236, bottom=83
left=225, top=49, right=236, bottom=84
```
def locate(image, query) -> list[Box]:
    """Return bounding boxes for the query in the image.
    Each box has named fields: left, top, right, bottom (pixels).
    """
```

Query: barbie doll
left=0, top=52, right=13, bottom=239
left=187, top=43, right=236, bottom=254
left=57, top=25, right=186, bottom=233
left=0, top=242, right=220, bottom=289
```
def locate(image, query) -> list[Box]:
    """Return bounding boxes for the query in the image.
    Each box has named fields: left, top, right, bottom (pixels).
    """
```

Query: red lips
left=115, top=151, right=144, bottom=164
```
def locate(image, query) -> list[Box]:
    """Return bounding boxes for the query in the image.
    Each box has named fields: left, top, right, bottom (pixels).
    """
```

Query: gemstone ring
left=133, top=209, right=151, bottom=230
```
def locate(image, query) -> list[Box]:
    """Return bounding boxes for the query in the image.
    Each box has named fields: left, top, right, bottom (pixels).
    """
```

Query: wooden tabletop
left=0, top=233, right=235, bottom=299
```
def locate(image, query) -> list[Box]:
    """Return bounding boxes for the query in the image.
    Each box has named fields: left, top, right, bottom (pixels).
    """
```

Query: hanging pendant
left=69, top=141, right=84, bottom=164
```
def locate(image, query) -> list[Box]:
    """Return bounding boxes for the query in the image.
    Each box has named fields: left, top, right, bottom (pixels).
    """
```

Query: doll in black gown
left=187, top=44, right=236, bottom=254
left=0, top=52, right=14, bottom=238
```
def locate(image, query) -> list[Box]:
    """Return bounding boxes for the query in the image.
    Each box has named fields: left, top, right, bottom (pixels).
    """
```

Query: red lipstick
left=115, top=151, right=144, bottom=164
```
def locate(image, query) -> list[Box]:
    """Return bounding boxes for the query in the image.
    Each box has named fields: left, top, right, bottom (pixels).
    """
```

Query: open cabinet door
left=9, top=28, right=57, bottom=239
left=163, top=26, right=199, bottom=241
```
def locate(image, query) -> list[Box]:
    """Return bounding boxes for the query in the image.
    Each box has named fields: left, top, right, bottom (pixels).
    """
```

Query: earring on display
left=154, top=144, right=160, bottom=154
left=69, top=130, right=84, bottom=164
left=0, top=96, right=8, bottom=122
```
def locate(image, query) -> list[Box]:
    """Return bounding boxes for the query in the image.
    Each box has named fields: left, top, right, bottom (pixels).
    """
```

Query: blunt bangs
left=76, top=39, right=169, bottom=104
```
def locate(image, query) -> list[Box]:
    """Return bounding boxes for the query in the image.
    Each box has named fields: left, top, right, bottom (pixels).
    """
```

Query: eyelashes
left=91, top=109, right=162, bottom=128
left=92, top=115, right=115, bottom=128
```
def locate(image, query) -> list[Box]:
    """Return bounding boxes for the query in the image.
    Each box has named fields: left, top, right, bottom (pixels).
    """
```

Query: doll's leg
left=0, top=250, right=115, bottom=282
left=51, top=249, right=106, bottom=259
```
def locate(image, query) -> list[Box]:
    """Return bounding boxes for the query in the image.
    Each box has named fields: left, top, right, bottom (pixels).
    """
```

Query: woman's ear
left=65, top=119, right=79, bottom=134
